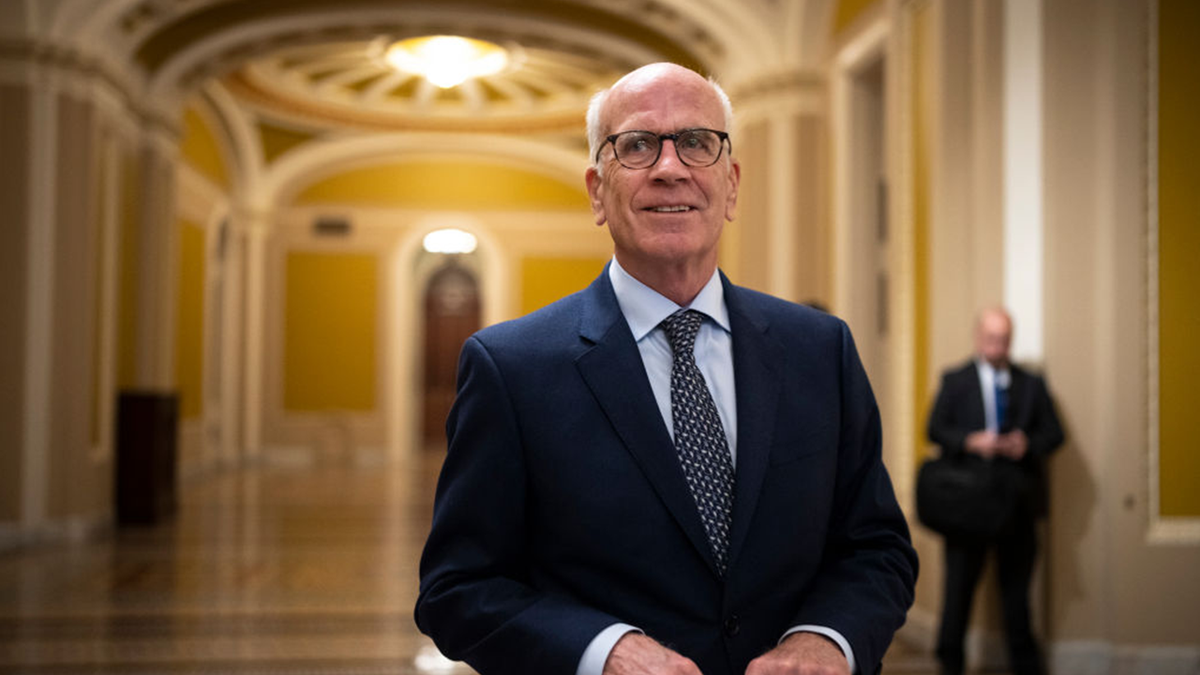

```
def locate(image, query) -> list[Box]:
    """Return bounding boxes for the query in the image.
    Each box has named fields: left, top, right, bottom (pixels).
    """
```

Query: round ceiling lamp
left=385, top=35, right=510, bottom=88
left=423, top=228, right=478, bottom=254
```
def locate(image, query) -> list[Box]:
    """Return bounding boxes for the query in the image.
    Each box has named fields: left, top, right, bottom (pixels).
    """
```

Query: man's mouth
left=646, top=205, right=693, bottom=213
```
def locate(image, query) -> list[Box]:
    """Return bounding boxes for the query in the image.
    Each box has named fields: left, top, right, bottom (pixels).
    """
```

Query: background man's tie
left=995, top=381, right=1008, bottom=432
left=660, top=309, right=735, bottom=575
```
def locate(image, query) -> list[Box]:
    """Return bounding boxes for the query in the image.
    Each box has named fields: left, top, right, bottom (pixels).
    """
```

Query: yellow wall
left=833, top=0, right=880, bottom=35
left=912, top=1, right=933, bottom=464
left=520, top=257, right=609, bottom=315
left=1157, top=0, right=1200, bottom=518
left=179, top=107, right=230, bottom=190
left=294, top=162, right=589, bottom=210
left=175, top=220, right=206, bottom=421
left=259, top=121, right=317, bottom=165
left=284, top=252, right=378, bottom=412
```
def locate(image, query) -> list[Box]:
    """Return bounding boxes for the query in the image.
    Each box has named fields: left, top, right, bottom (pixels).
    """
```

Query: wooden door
left=422, top=262, right=480, bottom=447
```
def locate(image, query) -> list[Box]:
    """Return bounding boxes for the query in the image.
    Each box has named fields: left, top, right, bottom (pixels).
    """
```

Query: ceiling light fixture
left=423, top=228, right=478, bottom=254
left=385, top=35, right=509, bottom=88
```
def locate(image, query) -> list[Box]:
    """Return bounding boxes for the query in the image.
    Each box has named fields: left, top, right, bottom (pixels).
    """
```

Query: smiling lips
left=647, top=205, right=693, bottom=212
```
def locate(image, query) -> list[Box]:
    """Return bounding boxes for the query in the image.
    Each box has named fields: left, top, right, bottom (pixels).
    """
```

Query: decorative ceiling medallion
left=229, top=38, right=625, bottom=133
left=383, top=36, right=516, bottom=89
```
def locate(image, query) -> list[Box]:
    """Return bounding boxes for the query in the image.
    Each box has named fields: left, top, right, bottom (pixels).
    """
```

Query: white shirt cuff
left=782, top=625, right=857, bottom=674
left=576, top=623, right=641, bottom=675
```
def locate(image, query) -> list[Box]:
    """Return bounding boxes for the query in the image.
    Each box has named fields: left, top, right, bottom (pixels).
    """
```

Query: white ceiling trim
left=259, top=132, right=590, bottom=209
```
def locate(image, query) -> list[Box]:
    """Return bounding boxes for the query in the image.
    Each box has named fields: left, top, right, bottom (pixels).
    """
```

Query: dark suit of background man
left=927, top=307, right=1064, bottom=675
left=415, top=62, right=918, bottom=675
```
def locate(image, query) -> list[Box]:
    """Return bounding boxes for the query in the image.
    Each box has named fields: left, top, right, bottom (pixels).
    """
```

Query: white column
left=731, top=69, right=828, bottom=305
left=769, top=116, right=797, bottom=301
left=218, top=218, right=244, bottom=468
left=92, top=129, right=122, bottom=464
left=22, top=65, right=58, bottom=531
left=1003, top=0, right=1044, bottom=362
left=130, top=128, right=182, bottom=390
left=241, top=211, right=270, bottom=462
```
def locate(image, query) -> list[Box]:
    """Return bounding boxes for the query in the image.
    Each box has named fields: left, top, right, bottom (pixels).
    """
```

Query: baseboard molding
left=899, top=613, right=1200, bottom=675
left=898, top=604, right=1026, bottom=671
left=896, top=603, right=938, bottom=651
left=261, top=444, right=390, bottom=468
left=1050, top=640, right=1200, bottom=675
left=0, top=523, right=23, bottom=553
left=0, top=514, right=113, bottom=552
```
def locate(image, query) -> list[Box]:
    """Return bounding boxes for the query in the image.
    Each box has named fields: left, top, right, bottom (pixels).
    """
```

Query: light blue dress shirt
left=609, top=258, right=738, bottom=457
left=575, top=259, right=857, bottom=675
left=975, top=359, right=1011, bottom=433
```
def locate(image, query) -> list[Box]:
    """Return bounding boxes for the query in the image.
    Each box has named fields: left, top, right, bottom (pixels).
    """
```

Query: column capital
left=729, top=67, right=825, bottom=100
left=229, top=203, right=274, bottom=238
left=728, top=67, right=827, bottom=122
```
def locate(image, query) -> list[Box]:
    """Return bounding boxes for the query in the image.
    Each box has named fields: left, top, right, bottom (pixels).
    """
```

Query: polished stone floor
left=0, top=451, right=939, bottom=674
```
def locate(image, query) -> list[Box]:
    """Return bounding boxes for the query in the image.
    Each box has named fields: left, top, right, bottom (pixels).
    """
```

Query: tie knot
left=661, top=309, right=704, bottom=359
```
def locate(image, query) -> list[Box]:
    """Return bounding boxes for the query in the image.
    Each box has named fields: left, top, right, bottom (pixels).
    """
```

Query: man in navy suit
left=927, top=307, right=1063, bottom=675
left=415, top=63, right=917, bottom=675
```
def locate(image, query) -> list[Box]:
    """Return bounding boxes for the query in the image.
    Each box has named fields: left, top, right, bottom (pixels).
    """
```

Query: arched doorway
left=421, top=260, right=481, bottom=448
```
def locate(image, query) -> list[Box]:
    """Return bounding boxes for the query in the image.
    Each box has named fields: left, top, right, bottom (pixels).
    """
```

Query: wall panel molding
left=1147, top=0, right=1200, bottom=544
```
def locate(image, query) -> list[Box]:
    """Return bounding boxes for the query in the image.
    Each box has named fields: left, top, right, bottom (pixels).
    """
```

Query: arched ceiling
left=51, top=0, right=829, bottom=135
left=222, top=33, right=640, bottom=134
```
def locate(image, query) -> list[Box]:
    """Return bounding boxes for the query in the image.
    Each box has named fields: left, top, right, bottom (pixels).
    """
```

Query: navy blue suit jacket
left=415, top=268, right=917, bottom=675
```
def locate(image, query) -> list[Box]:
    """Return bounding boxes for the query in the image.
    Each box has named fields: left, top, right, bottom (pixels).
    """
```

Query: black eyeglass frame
left=595, top=128, right=732, bottom=169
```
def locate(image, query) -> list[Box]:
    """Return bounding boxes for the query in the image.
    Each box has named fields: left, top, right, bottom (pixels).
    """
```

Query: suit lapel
left=573, top=270, right=717, bottom=571
left=722, top=278, right=783, bottom=571
left=1006, top=366, right=1028, bottom=430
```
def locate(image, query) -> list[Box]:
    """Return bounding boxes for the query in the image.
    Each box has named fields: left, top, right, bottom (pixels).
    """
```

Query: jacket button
left=723, top=615, right=740, bottom=637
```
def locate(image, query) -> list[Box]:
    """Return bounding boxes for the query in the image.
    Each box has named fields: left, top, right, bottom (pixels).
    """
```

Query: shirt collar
left=975, top=358, right=1011, bottom=387
left=609, top=257, right=731, bottom=341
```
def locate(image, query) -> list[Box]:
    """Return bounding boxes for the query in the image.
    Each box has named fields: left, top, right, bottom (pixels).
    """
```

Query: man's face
left=585, top=66, right=740, bottom=277
left=975, top=311, right=1012, bottom=369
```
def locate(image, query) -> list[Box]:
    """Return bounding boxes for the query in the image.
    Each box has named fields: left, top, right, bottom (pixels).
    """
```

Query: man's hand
left=745, top=632, right=851, bottom=675
left=996, top=429, right=1029, bottom=460
left=964, top=430, right=1000, bottom=459
left=602, top=632, right=703, bottom=675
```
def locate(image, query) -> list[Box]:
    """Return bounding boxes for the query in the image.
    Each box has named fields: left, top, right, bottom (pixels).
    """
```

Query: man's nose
left=649, top=139, right=689, bottom=178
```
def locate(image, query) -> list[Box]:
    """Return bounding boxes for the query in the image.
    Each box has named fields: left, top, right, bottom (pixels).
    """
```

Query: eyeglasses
left=597, top=128, right=731, bottom=170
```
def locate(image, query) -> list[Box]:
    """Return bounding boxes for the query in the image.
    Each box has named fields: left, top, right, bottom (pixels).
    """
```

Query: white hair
left=586, top=69, right=735, bottom=176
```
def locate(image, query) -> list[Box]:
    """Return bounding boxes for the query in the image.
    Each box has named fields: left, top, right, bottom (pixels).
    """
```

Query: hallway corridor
left=0, top=454, right=937, bottom=674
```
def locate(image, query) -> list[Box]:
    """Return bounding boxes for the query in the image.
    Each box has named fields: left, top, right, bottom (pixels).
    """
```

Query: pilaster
left=728, top=68, right=829, bottom=305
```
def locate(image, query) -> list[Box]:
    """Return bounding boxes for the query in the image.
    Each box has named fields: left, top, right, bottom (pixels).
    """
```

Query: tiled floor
left=0, top=452, right=939, bottom=674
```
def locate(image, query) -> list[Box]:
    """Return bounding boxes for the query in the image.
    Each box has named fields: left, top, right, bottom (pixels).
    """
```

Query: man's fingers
left=744, top=632, right=850, bottom=675
left=603, top=633, right=704, bottom=675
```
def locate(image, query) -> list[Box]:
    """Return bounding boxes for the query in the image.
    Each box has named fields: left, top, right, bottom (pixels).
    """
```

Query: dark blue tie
left=995, top=381, right=1008, bottom=431
left=660, top=309, right=735, bottom=575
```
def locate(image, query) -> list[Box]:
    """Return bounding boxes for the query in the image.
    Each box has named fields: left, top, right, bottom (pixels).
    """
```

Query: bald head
left=586, top=63, right=734, bottom=170
left=974, top=307, right=1013, bottom=369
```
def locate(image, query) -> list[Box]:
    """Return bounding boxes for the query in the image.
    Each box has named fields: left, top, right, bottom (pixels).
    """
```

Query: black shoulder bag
left=916, top=454, right=1021, bottom=540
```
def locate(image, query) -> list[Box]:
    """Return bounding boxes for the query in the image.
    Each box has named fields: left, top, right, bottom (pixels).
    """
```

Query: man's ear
left=585, top=166, right=607, bottom=226
left=724, top=159, right=741, bottom=222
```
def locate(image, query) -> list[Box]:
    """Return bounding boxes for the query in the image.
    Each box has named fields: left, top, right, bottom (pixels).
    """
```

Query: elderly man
left=927, top=307, right=1064, bottom=675
left=415, top=62, right=917, bottom=675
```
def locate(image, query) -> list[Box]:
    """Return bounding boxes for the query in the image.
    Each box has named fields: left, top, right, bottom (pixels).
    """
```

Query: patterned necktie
left=660, top=309, right=735, bottom=575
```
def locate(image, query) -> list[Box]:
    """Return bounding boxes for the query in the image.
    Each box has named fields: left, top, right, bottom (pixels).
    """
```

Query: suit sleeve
left=791, top=322, right=919, bottom=675
left=1023, top=375, right=1065, bottom=458
left=414, top=336, right=617, bottom=675
left=927, top=371, right=971, bottom=456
